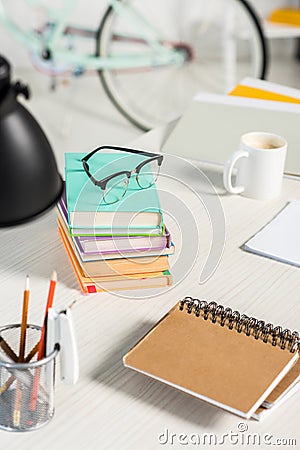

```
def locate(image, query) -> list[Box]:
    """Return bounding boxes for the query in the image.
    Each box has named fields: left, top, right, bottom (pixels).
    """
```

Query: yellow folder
left=229, top=79, right=300, bottom=105
left=268, top=8, right=300, bottom=27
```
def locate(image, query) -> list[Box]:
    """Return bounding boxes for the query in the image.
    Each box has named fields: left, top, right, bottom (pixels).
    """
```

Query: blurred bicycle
left=0, top=0, right=268, bottom=130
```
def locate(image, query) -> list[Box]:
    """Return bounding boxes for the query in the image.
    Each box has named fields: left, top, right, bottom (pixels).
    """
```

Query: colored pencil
left=19, top=275, right=30, bottom=362
left=37, top=270, right=57, bottom=360
left=29, top=271, right=57, bottom=413
left=13, top=276, right=30, bottom=427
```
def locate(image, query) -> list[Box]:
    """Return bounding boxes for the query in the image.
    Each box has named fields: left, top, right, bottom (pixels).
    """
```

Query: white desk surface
left=1, top=125, right=300, bottom=449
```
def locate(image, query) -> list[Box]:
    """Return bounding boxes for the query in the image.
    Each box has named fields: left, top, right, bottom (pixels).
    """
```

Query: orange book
left=58, top=220, right=169, bottom=278
left=58, top=226, right=172, bottom=294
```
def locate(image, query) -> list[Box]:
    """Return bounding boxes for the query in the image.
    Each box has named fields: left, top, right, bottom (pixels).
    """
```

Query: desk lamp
left=0, top=55, right=63, bottom=226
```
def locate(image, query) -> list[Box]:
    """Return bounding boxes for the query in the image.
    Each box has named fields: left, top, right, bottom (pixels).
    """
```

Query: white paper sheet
left=243, top=200, right=300, bottom=267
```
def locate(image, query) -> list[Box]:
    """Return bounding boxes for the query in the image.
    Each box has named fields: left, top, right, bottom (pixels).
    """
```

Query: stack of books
left=56, top=152, right=174, bottom=294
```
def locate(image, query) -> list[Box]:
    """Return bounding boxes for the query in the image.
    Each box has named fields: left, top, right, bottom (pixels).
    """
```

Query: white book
left=162, top=84, right=300, bottom=175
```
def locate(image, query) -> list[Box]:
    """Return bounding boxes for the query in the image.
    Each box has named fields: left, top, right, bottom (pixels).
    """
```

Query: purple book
left=57, top=193, right=171, bottom=256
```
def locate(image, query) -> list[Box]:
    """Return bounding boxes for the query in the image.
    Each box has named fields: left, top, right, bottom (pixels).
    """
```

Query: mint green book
left=65, top=152, right=163, bottom=235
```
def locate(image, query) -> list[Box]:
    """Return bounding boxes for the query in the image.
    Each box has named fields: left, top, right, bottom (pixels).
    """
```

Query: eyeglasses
left=82, top=145, right=163, bottom=205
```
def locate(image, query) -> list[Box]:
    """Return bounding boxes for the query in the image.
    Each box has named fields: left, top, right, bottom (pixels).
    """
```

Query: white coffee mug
left=223, top=131, right=287, bottom=200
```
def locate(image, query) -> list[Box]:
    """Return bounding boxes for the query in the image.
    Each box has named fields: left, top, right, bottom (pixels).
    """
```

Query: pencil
left=29, top=271, right=57, bottom=414
left=37, top=270, right=57, bottom=360
left=13, top=275, right=30, bottom=427
left=19, top=275, right=30, bottom=362
left=0, top=341, right=40, bottom=396
left=25, top=341, right=40, bottom=362
left=0, top=337, right=18, bottom=362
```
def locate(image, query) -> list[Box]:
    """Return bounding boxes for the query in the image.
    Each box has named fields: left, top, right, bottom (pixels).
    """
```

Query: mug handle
left=223, top=150, right=249, bottom=194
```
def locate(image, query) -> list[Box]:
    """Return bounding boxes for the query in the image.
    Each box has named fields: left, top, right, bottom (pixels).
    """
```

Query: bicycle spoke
left=97, top=0, right=267, bottom=130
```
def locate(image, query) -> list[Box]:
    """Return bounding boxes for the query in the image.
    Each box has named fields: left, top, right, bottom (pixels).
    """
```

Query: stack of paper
left=57, top=152, right=174, bottom=294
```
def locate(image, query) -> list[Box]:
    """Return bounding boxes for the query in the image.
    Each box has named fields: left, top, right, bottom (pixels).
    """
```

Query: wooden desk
left=0, top=126, right=299, bottom=449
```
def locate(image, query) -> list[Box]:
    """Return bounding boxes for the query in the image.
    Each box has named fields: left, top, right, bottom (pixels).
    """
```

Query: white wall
left=250, top=0, right=298, bottom=18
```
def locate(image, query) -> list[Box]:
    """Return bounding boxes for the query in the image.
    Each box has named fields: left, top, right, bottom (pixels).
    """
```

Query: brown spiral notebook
left=124, top=297, right=300, bottom=419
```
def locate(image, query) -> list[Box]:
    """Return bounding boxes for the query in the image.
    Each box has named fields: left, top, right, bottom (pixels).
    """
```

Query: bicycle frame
left=0, top=0, right=184, bottom=71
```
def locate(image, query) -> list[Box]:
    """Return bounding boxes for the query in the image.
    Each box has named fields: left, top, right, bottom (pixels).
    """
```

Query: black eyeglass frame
left=81, top=145, right=164, bottom=190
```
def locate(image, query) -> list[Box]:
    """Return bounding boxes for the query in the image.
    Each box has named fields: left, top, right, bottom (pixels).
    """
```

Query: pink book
left=58, top=193, right=172, bottom=257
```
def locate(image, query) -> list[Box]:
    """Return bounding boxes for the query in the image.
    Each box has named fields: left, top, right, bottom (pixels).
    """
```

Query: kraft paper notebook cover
left=262, top=358, right=300, bottom=408
left=124, top=297, right=299, bottom=419
left=162, top=78, right=300, bottom=175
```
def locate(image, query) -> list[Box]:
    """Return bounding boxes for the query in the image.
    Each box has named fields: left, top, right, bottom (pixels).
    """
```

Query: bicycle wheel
left=96, top=0, right=268, bottom=131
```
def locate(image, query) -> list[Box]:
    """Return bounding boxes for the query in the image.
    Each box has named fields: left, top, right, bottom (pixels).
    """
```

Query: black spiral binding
left=179, top=297, right=299, bottom=353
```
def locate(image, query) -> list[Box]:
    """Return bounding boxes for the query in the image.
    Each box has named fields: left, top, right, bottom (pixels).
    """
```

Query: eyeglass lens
left=103, top=174, right=129, bottom=204
left=137, top=159, right=161, bottom=189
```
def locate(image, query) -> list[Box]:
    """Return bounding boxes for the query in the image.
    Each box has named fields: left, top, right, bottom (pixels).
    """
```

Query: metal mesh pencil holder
left=0, top=324, right=59, bottom=432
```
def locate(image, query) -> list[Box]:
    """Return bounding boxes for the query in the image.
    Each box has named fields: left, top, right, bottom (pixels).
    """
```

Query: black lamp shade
left=0, top=56, right=63, bottom=226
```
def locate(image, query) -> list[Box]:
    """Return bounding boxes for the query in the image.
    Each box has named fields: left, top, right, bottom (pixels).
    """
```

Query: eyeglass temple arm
left=81, top=145, right=162, bottom=163
left=82, top=160, right=101, bottom=186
